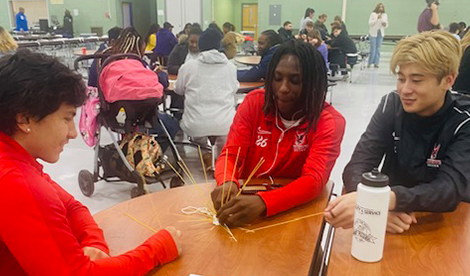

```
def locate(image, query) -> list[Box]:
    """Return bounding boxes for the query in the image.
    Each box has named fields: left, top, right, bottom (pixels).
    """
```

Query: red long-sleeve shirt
left=215, top=89, right=345, bottom=216
left=0, top=132, right=178, bottom=275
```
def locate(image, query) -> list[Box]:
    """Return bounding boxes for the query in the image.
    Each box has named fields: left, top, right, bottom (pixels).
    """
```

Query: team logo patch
left=293, top=131, right=308, bottom=152
left=426, top=143, right=442, bottom=168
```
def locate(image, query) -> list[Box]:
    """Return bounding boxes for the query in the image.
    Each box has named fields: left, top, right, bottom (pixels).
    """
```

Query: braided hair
left=263, top=39, right=327, bottom=130
left=105, top=27, right=145, bottom=57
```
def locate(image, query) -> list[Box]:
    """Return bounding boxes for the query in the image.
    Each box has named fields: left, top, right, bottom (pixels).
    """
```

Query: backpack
left=119, top=132, right=165, bottom=177
left=79, top=87, right=101, bottom=147
left=99, top=59, right=163, bottom=103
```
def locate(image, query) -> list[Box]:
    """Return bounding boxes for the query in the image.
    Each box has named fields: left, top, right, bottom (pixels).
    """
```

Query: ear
left=441, top=73, right=456, bottom=90
left=15, top=113, right=32, bottom=134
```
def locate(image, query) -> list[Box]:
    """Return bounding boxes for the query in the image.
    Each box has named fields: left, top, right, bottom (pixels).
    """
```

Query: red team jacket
left=0, top=133, right=178, bottom=275
left=216, top=89, right=346, bottom=216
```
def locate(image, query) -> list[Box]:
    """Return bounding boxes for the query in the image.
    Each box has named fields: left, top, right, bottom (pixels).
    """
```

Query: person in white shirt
left=299, top=8, right=315, bottom=33
left=368, top=3, right=389, bottom=68
left=174, top=28, right=239, bottom=159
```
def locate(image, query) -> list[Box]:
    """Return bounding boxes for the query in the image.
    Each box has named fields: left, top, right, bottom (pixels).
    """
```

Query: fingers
left=211, top=188, right=223, bottom=210
left=410, top=212, right=418, bottom=224
left=217, top=199, right=240, bottom=224
left=387, top=212, right=413, bottom=234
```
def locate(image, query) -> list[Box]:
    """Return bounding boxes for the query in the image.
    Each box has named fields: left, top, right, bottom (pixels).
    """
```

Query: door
left=165, top=0, right=201, bottom=35
left=122, top=2, right=133, bottom=28
left=242, top=4, right=258, bottom=40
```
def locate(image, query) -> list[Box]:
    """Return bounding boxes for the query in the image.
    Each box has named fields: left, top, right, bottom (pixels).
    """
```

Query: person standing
left=299, top=8, right=315, bottom=32
left=314, top=14, right=329, bottom=40
left=368, top=3, right=388, bottom=68
left=222, top=22, right=245, bottom=59
left=15, top=7, right=28, bottom=32
left=63, top=10, right=74, bottom=38
left=418, top=0, right=441, bottom=33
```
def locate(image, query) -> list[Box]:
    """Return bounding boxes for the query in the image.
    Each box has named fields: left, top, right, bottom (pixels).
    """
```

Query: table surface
left=327, top=202, right=470, bottom=276
left=235, top=55, right=261, bottom=66
left=167, top=74, right=264, bottom=93
left=94, top=179, right=333, bottom=276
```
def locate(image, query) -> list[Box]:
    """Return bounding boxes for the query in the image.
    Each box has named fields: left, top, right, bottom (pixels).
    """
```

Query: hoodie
left=174, top=49, right=239, bottom=137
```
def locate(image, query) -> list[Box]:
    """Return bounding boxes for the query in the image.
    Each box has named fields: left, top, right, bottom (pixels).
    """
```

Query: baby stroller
left=75, top=53, right=184, bottom=198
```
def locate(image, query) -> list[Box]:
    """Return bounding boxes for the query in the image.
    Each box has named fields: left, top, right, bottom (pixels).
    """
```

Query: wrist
left=389, top=191, right=397, bottom=210
left=256, top=194, right=268, bottom=217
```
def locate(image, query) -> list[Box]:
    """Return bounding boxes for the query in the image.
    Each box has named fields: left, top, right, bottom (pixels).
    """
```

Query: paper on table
left=189, top=274, right=202, bottom=276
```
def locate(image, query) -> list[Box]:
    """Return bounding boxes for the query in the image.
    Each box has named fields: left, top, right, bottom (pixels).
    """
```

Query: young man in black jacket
left=278, top=21, right=293, bottom=42
left=167, top=27, right=202, bottom=75
left=325, top=31, right=470, bottom=233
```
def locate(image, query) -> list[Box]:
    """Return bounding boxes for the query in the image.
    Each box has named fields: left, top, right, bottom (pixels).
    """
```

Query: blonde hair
left=390, top=31, right=461, bottom=80
left=461, top=30, right=470, bottom=53
left=0, top=26, right=18, bottom=54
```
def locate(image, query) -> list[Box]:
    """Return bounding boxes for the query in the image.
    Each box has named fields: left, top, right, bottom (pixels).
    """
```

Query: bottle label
left=355, top=205, right=382, bottom=216
left=353, top=219, right=377, bottom=244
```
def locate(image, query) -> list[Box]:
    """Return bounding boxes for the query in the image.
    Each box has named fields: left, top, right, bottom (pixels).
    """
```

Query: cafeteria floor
left=42, top=52, right=397, bottom=214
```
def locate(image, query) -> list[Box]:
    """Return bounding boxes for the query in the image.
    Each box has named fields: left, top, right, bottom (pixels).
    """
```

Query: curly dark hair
left=0, top=50, right=86, bottom=135
left=263, top=40, right=327, bottom=130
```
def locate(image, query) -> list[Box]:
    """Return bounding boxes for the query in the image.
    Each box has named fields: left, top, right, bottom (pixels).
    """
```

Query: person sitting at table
left=222, top=22, right=245, bottom=60
left=174, top=28, right=239, bottom=159
left=278, top=21, right=294, bottom=42
left=145, top=23, right=161, bottom=52
left=0, top=50, right=182, bottom=275
left=328, top=24, right=357, bottom=74
left=325, top=31, right=470, bottom=234
left=307, top=30, right=328, bottom=69
left=211, top=40, right=346, bottom=227
left=314, top=14, right=329, bottom=41
left=167, top=26, right=202, bottom=75
left=299, top=21, right=315, bottom=41
left=0, top=26, right=18, bottom=57
left=88, top=26, right=123, bottom=87
left=153, top=22, right=178, bottom=66
left=453, top=31, right=470, bottom=94
left=237, top=30, right=282, bottom=82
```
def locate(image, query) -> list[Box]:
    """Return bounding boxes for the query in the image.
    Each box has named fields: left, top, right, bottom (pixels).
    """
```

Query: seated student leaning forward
left=0, top=50, right=181, bottom=276
left=325, top=31, right=470, bottom=234
left=211, top=40, right=346, bottom=227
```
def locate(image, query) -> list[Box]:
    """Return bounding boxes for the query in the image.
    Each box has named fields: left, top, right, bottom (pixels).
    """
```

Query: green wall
left=47, top=0, right=117, bottom=36
left=0, top=0, right=10, bottom=29
left=213, top=0, right=233, bottom=27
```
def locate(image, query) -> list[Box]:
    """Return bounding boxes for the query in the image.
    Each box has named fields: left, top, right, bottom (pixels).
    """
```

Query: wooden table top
left=94, top=179, right=333, bottom=276
left=327, top=202, right=470, bottom=276
left=235, top=55, right=261, bottom=66
left=167, top=74, right=264, bottom=93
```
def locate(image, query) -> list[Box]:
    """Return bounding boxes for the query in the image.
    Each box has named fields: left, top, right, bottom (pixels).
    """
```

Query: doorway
left=242, top=4, right=258, bottom=40
left=122, top=2, right=133, bottom=28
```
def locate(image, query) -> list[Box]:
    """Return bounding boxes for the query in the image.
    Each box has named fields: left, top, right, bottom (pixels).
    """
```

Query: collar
left=0, top=132, right=44, bottom=172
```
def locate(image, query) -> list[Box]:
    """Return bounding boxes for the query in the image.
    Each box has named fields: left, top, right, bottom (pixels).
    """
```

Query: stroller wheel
left=131, top=187, right=146, bottom=198
left=79, top=170, right=95, bottom=197
left=170, top=176, right=184, bottom=188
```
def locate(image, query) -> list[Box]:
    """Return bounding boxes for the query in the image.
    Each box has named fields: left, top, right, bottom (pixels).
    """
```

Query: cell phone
left=428, top=0, right=439, bottom=7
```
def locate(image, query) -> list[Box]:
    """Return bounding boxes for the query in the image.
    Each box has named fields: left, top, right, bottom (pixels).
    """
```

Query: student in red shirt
left=211, top=40, right=346, bottom=227
left=0, top=50, right=181, bottom=276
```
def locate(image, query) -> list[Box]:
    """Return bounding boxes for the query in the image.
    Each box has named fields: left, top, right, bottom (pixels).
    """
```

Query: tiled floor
left=42, top=53, right=397, bottom=215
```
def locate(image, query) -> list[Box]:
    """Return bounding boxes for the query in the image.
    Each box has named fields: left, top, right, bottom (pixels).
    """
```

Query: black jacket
left=343, top=91, right=470, bottom=213
left=453, top=47, right=470, bottom=94
left=167, top=43, right=189, bottom=75
left=330, top=32, right=357, bottom=54
left=277, top=27, right=293, bottom=42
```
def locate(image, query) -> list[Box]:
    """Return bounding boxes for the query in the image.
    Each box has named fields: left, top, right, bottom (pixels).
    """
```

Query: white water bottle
left=351, top=168, right=390, bottom=263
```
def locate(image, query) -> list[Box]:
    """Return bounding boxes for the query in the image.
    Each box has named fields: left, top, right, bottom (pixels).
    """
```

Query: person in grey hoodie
left=174, top=28, right=239, bottom=159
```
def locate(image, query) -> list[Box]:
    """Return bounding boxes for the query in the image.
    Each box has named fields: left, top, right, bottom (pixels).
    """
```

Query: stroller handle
left=73, top=53, right=111, bottom=71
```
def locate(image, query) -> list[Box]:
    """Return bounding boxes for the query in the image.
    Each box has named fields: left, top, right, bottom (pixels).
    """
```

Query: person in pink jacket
left=0, top=50, right=181, bottom=276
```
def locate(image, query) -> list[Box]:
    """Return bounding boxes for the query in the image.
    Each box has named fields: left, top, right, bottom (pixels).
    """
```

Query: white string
left=181, top=206, right=220, bottom=226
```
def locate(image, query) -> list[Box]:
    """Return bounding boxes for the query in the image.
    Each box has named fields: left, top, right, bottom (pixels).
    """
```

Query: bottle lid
left=361, top=168, right=389, bottom=187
